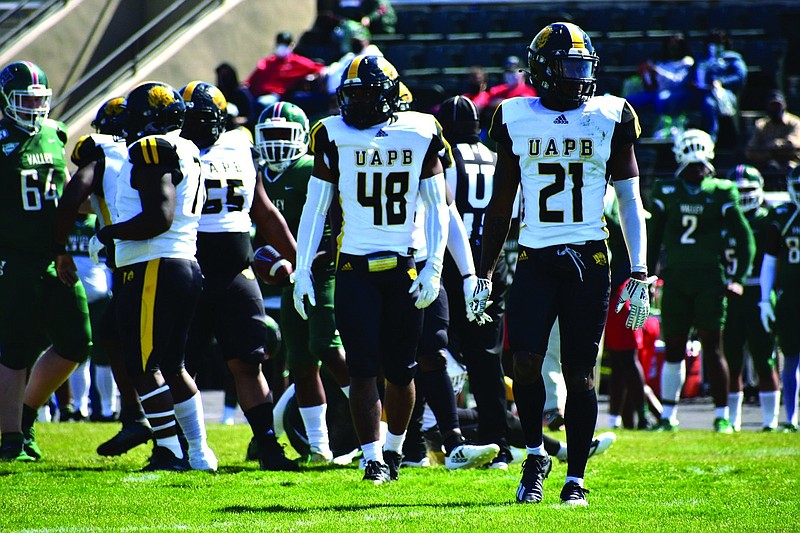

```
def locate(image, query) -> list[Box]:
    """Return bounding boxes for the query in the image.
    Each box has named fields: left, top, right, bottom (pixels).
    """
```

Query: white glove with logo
left=467, top=277, right=493, bottom=325
left=409, top=261, right=442, bottom=309
left=615, top=275, right=658, bottom=330
left=292, top=268, right=315, bottom=320
left=88, top=235, right=105, bottom=265
left=758, top=300, right=775, bottom=333
left=463, top=274, right=492, bottom=325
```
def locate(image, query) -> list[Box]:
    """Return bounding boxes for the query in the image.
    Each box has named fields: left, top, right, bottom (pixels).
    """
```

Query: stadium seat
left=383, top=43, right=426, bottom=72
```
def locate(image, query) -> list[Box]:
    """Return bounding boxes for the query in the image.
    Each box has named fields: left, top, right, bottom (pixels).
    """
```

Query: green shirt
left=648, top=176, right=755, bottom=283
left=767, top=201, right=800, bottom=293
left=0, top=118, right=69, bottom=257
left=723, top=205, right=769, bottom=288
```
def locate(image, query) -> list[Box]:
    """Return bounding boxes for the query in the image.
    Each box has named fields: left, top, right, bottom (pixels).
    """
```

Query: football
left=253, top=245, right=293, bottom=286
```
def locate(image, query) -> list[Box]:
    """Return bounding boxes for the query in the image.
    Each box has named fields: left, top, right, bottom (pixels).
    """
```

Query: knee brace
left=563, top=364, right=595, bottom=392
left=512, top=351, right=544, bottom=386
left=385, top=360, right=418, bottom=387
left=417, top=350, right=447, bottom=373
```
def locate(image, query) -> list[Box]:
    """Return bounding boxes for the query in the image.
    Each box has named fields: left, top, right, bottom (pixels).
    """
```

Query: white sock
left=384, top=431, right=406, bottom=453
left=661, top=361, right=686, bottom=422
left=608, top=414, right=622, bottom=429
left=299, top=404, right=331, bottom=456
left=760, top=391, right=780, bottom=429
left=340, top=385, right=350, bottom=399
left=156, top=435, right=184, bottom=459
left=70, top=361, right=91, bottom=416
left=565, top=476, right=584, bottom=488
left=361, top=440, right=383, bottom=463
left=714, top=406, right=729, bottom=421
left=421, top=404, right=436, bottom=431
left=728, top=392, right=744, bottom=430
left=93, top=365, right=118, bottom=417
left=526, top=443, right=546, bottom=457
left=174, top=392, right=208, bottom=454
left=555, top=442, right=568, bottom=462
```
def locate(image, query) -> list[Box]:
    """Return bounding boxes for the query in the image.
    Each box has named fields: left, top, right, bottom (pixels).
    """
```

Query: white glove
left=409, top=261, right=442, bottom=309
left=463, top=275, right=492, bottom=325
left=758, top=300, right=775, bottom=333
left=467, top=277, right=493, bottom=324
left=88, top=235, right=105, bottom=265
left=292, top=268, right=315, bottom=320
left=615, top=275, right=658, bottom=330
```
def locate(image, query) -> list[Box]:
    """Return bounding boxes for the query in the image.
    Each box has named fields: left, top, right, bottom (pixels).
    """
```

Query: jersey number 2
left=357, top=171, right=409, bottom=225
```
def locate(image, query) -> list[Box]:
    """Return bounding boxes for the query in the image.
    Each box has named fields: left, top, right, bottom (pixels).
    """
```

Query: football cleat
left=560, top=481, right=590, bottom=506
left=23, top=426, right=42, bottom=460
left=0, top=438, right=35, bottom=462
left=306, top=447, right=334, bottom=465
left=488, top=446, right=514, bottom=470
left=140, top=446, right=191, bottom=472
left=516, top=454, right=552, bottom=503
left=782, top=423, right=798, bottom=433
left=401, top=456, right=431, bottom=468
left=257, top=438, right=299, bottom=472
left=651, top=418, right=679, bottom=432
left=96, top=421, right=152, bottom=456
left=383, top=450, right=403, bottom=481
left=587, top=432, right=616, bottom=459
left=188, top=443, right=218, bottom=472
left=362, top=460, right=391, bottom=484
left=713, top=418, right=734, bottom=434
left=445, top=443, right=500, bottom=470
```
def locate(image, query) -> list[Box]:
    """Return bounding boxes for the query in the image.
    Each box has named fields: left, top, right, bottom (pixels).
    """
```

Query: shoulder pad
left=621, top=101, right=642, bottom=139
left=129, top=136, right=180, bottom=168
left=71, top=134, right=103, bottom=166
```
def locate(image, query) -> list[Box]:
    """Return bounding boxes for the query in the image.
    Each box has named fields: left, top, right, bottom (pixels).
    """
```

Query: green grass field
left=1, top=423, right=798, bottom=532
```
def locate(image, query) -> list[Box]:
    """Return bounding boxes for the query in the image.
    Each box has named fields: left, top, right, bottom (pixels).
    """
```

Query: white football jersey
left=313, top=111, right=444, bottom=256
left=197, top=129, right=257, bottom=233
left=492, top=95, right=633, bottom=249
left=86, top=133, right=127, bottom=228
left=114, top=130, right=204, bottom=266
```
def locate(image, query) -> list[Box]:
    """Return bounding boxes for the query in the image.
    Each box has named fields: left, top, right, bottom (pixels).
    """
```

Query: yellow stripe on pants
left=140, top=258, right=160, bottom=371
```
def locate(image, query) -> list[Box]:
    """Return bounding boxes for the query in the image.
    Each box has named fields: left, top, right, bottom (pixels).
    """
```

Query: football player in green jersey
left=759, top=165, right=800, bottom=432
left=255, top=102, right=350, bottom=463
left=0, top=61, right=92, bottom=461
left=647, top=129, right=755, bottom=433
left=722, top=165, right=781, bottom=431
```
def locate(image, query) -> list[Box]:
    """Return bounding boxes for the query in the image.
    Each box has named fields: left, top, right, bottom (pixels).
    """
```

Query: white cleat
left=189, top=444, right=218, bottom=472
left=445, top=443, right=500, bottom=470
left=307, top=448, right=334, bottom=464
left=587, top=432, right=616, bottom=459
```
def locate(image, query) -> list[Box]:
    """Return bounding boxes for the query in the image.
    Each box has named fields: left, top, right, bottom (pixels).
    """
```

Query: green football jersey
left=767, top=201, right=800, bottom=293
left=260, top=155, right=331, bottom=247
left=722, top=205, right=770, bottom=286
left=0, top=118, right=69, bottom=256
left=648, top=176, right=754, bottom=283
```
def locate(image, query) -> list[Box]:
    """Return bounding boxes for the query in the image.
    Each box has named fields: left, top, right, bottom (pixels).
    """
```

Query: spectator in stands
left=487, top=56, right=537, bottom=107
left=745, top=90, right=800, bottom=178
left=693, top=29, right=748, bottom=143
left=244, top=31, right=326, bottom=116
left=320, top=0, right=396, bottom=35
left=462, top=66, right=490, bottom=112
left=215, top=63, right=253, bottom=133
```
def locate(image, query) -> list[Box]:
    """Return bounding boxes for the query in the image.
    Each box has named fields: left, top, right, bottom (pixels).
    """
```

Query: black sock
left=564, top=388, right=598, bottom=478
left=119, top=403, right=146, bottom=424
left=244, top=402, right=276, bottom=446
left=22, top=404, right=37, bottom=433
left=417, top=368, right=459, bottom=435
left=443, top=433, right=466, bottom=455
left=513, top=379, right=545, bottom=449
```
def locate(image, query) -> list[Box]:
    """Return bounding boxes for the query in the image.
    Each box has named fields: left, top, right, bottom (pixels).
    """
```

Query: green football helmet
left=0, top=61, right=52, bottom=132
left=255, top=102, right=309, bottom=172
left=726, top=164, right=764, bottom=213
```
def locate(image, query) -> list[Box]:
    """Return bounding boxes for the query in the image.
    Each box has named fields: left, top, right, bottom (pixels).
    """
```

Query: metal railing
left=52, top=0, right=222, bottom=126
left=0, top=1, right=65, bottom=52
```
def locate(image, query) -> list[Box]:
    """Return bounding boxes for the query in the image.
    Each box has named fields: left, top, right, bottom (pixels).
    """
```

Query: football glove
left=409, top=261, right=442, bottom=309
left=758, top=300, right=775, bottom=333
left=463, top=275, right=492, bottom=325
left=292, top=268, right=315, bottom=321
left=615, top=275, right=658, bottom=330
left=467, top=277, right=493, bottom=324
left=88, top=235, right=105, bottom=265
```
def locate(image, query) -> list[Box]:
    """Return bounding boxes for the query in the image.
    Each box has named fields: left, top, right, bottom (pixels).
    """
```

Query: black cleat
left=0, top=438, right=35, bottom=462
left=97, top=422, right=152, bottom=456
left=362, top=460, right=391, bottom=484
left=560, top=481, right=590, bottom=506
left=516, top=454, right=552, bottom=503
left=489, top=445, right=514, bottom=470
left=257, top=438, right=300, bottom=471
left=383, top=450, right=403, bottom=481
left=140, top=446, right=191, bottom=472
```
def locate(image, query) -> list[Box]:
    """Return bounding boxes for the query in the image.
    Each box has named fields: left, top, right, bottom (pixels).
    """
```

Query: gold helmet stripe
left=181, top=80, right=201, bottom=102
left=563, top=22, right=585, bottom=49
left=346, top=56, right=365, bottom=81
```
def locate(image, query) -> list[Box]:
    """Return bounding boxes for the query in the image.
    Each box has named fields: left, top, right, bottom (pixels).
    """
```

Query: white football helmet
left=673, top=128, right=715, bottom=177
left=255, top=101, right=309, bottom=173
left=726, top=164, right=764, bottom=213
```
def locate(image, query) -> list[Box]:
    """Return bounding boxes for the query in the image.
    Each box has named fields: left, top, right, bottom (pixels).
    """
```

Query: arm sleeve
left=613, top=177, right=648, bottom=273
left=760, top=254, right=777, bottom=302
left=296, top=177, right=334, bottom=271
left=446, top=202, right=475, bottom=277
left=419, top=173, right=449, bottom=268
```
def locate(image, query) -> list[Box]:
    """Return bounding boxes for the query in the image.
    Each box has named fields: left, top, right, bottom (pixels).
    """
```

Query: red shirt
left=463, top=91, right=491, bottom=111
left=487, top=82, right=537, bottom=104
left=245, top=53, right=325, bottom=97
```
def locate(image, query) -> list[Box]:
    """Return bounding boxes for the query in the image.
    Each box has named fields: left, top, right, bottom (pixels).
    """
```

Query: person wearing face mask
left=745, top=90, right=800, bottom=179
left=244, top=31, right=326, bottom=116
left=487, top=56, right=538, bottom=108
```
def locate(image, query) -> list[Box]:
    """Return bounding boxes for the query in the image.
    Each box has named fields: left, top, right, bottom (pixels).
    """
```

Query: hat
left=276, top=31, right=294, bottom=45
left=504, top=56, right=521, bottom=70
left=436, top=96, right=480, bottom=143
left=767, top=89, right=786, bottom=106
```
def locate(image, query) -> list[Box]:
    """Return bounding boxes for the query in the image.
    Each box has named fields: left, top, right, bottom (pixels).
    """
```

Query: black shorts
left=507, top=241, right=610, bottom=367
left=334, top=252, right=423, bottom=378
left=97, top=270, right=122, bottom=344
left=116, top=258, right=203, bottom=376
left=187, top=266, right=267, bottom=365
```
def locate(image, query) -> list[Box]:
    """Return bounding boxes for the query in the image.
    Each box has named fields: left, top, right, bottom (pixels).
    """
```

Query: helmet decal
left=148, top=85, right=176, bottom=109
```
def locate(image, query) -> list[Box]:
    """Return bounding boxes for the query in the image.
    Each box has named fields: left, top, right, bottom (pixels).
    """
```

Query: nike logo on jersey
left=284, top=186, right=294, bottom=190
left=553, top=114, right=569, bottom=124
left=376, top=129, right=388, bottom=137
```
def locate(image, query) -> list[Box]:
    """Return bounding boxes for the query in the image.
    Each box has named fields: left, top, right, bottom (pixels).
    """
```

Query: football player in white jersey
left=95, top=81, right=215, bottom=472
left=55, top=98, right=155, bottom=457
left=294, top=55, right=449, bottom=484
left=474, top=23, right=652, bottom=505
left=179, top=81, right=298, bottom=471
